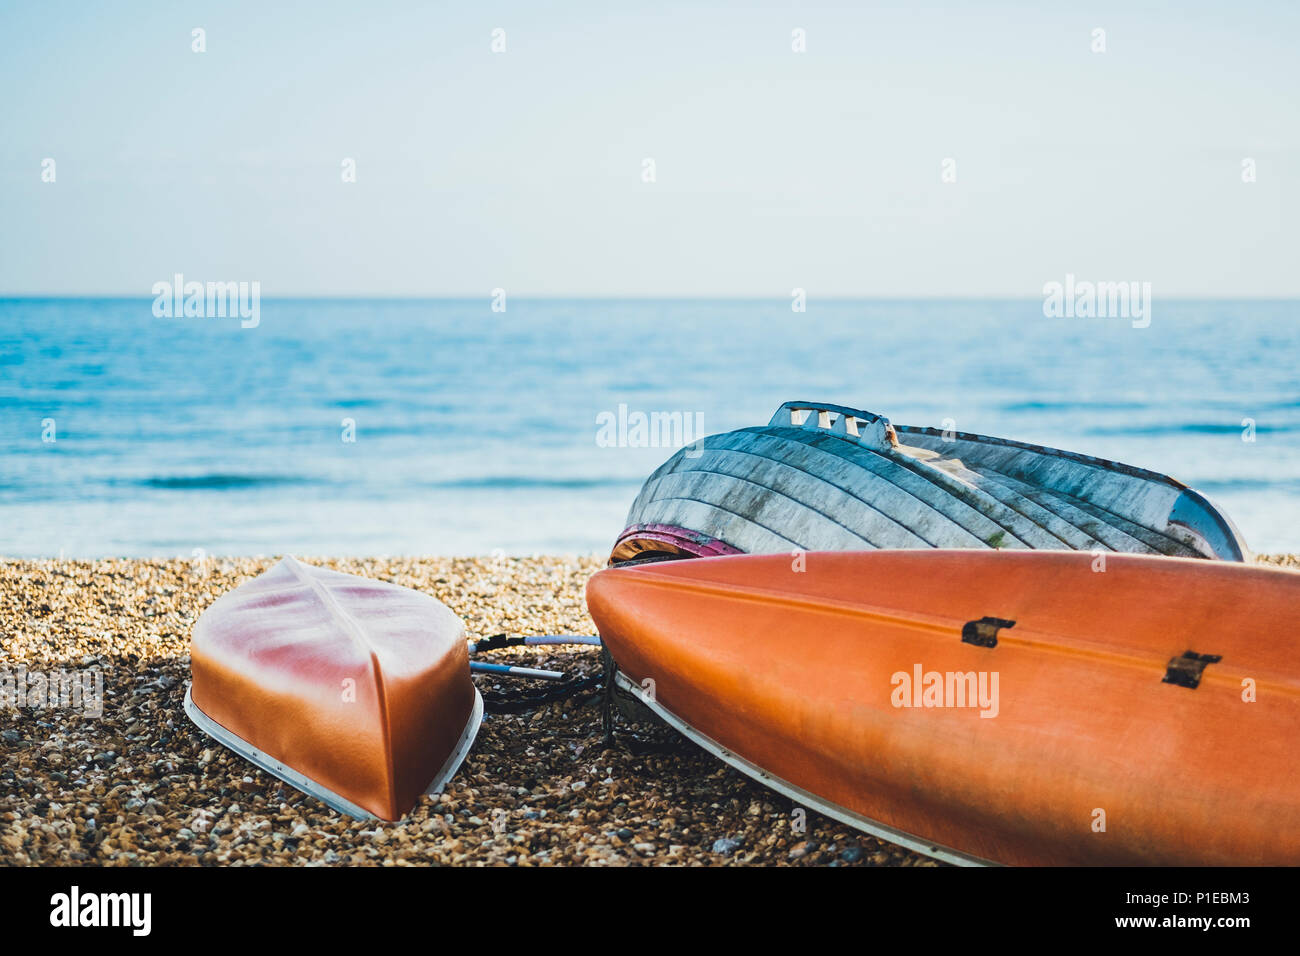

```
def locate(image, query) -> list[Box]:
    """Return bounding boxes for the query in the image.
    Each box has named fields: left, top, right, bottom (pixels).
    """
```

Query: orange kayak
left=586, top=550, right=1300, bottom=865
left=186, top=557, right=481, bottom=821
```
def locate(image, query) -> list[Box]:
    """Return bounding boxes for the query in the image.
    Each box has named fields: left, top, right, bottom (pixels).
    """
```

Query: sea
left=2, top=297, right=1297, bottom=558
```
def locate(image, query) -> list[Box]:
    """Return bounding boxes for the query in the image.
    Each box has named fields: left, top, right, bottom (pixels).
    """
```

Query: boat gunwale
left=897, top=424, right=1190, bottom=488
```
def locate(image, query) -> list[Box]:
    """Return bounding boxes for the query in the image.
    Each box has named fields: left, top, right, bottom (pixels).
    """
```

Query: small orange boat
left=185, top=556, right=482, bottom=821
left=587, top=550, right=1300, bottom=865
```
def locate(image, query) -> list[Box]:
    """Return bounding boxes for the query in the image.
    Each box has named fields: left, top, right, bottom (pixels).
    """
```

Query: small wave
left=1085, top=422, right=1295, bottom=437
left=1195, top=477, right=1300, bottom=494
left=431, top=476, right=643, bottom=491
left=137, top=474, right=308, bottom=490
left=1000, top=400, right=1140, bottom=413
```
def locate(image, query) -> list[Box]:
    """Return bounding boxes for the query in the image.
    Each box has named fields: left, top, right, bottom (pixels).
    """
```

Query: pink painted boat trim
left=611, top=523, right=743, bottom=562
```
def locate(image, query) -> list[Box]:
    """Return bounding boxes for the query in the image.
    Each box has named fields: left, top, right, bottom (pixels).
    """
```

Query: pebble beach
left=0, top=554, right=980, bottom=867
left=5, top=553, right=1298, bottom=867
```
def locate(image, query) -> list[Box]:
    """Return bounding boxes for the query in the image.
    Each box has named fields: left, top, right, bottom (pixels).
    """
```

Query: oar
left=467, top=634, right=602, bottom=681
left=469, top=661, right=567, bottom=681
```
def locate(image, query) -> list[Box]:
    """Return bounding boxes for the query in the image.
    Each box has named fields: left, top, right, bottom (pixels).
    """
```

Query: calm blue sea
left=2, top=298, right=1297, bottom=557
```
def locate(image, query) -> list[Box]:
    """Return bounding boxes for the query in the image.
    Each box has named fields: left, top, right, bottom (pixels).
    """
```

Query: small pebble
left=788, top=840, right=818, bottom=860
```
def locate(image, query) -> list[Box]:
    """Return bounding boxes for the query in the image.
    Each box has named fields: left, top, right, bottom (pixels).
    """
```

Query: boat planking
left=612, top=401, right=1248, bottom=564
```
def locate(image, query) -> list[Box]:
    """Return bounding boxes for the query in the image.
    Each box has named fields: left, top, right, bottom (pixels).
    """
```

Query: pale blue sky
left=2, top=1, right=1297, bottom=296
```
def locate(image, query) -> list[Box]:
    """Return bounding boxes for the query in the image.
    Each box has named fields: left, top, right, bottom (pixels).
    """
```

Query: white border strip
left=613, top=672, right=993, bottom=867
left=425, top=686, right=483, bottom=796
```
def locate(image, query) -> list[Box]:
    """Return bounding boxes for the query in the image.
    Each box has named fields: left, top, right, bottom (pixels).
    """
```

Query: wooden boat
left=586, top=549, right=1300, bottom=865
left=185, top=556, right=482, bottom=821
left=611, top=401, right=1248, bottom=563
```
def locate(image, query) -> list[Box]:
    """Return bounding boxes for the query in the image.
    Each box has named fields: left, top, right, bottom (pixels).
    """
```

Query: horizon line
left=3, top=293, right=1299, bottom=302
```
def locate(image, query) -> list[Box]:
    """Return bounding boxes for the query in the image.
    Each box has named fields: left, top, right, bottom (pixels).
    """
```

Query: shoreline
left=2, top=553, right=1297, bottom=866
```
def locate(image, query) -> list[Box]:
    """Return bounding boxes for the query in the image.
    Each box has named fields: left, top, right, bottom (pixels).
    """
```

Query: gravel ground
left=0, top=555, right=950, bottom=867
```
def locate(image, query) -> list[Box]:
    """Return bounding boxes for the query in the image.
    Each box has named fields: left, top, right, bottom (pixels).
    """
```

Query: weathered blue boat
left=611, top=401, right=1249, bottom=563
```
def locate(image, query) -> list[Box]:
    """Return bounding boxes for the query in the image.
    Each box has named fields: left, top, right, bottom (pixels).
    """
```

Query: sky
left=1, top=1, right=1297, bottom=297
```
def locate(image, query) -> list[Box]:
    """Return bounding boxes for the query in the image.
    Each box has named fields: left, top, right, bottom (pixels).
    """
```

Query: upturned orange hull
left=586, top=551, right=1300, bottom=865
left=188, top=556, right=481, bottom=821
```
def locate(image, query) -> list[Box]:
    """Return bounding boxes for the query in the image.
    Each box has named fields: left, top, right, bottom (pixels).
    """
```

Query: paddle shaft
left=469, top=661, right=567, bottom=681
